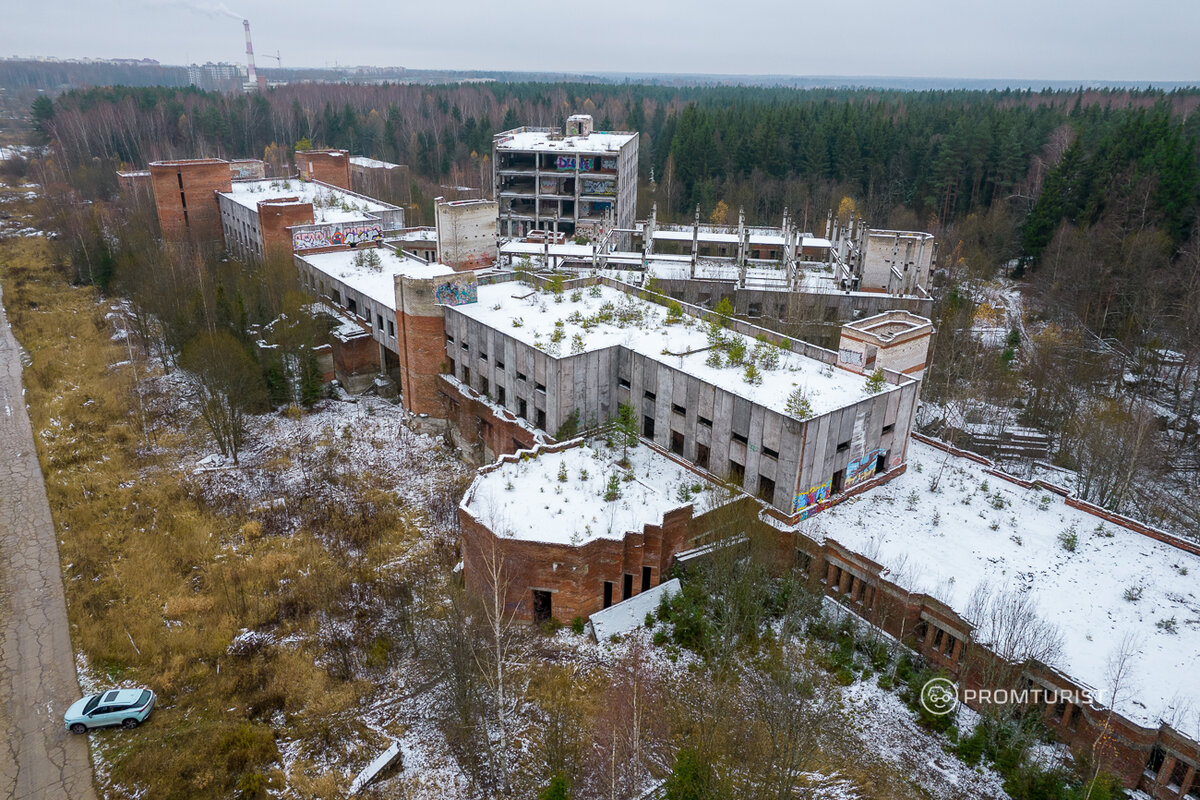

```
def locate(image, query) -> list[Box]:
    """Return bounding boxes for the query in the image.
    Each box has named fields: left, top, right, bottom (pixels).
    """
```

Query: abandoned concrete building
left=493, top=114, right=639, bottom=241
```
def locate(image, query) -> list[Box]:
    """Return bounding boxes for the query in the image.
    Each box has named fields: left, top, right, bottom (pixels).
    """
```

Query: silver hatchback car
left=64, top=688, right=156, bottom=733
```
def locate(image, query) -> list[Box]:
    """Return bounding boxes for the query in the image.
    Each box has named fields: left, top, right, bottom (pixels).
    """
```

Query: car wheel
left=121, top=718, right=139, bottom=730
left=69, top=723, right=87, bottom=735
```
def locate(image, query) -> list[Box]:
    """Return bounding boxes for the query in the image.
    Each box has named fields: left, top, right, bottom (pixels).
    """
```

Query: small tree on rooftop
left=865, top=368, right=887, bottom=394
left=604, top=473, right=622, bottom=501
left=785, top=387, right=813, bottom=419
left=614, top=403, right=639, bottom=466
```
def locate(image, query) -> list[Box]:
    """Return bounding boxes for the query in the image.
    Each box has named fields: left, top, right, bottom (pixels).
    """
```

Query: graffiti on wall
left=555, top=156, right=595, bottom=171
left=600, top=157, right=618, bottom=171
left=292, top=223, right=384, bottom=251
left=539, top=177, right=559, bottom=193
left=845, top=448, right=886, bottom=490
left=582, top=179, right=616, bottom=196
left=793, top=479, right=831, bottom=514
left=433, top=275, right=479, bottom=306
left=839, top=348, right=863, bottom=366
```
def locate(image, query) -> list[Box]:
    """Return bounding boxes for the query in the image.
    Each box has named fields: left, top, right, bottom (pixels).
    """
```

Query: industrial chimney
left=242, top=19, right=261, bottom=93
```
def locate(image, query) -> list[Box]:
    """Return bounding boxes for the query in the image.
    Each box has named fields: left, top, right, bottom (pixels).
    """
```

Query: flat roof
left=219, top=178, right=397, bottom=225
left=350, top=155, right=402, bottom=169
left=297, top=247, right=454, bottom=310
left=464, top=438, right=725, bottom=545
left=454, top=281, right=895, bottom=418
left=810, top=440, right=1200, bottom=740
left=495, top=129, right=636, bottom=154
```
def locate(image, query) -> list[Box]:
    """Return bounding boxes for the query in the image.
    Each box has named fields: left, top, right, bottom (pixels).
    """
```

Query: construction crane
left=264, top=50, right=282, bottom=68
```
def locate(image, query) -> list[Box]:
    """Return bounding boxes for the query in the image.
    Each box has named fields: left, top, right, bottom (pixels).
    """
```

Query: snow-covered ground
left=459, top=281, right=892, bottom=418
left=807, top=440, right=1200, bottom=740
left=464, top=437, right=724, bottom=545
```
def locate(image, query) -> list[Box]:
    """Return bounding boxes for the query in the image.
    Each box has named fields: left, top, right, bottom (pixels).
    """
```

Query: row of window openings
left=446, top=335, right=545, bottom=391
left=600, top=567, right=654, bottom=609
left=913, top=620, right=964, bottom=663
left=451, top=359, right=546, bottom=429
left=1146, top=747, right=1198, bottom=796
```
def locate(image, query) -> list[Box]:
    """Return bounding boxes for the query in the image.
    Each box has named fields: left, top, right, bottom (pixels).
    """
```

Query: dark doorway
left=832, top=468, right=845, bottom=494
left=641, top=566, right=652, bottom=591
left=643, top=415, right=655, bottom=439
left=729, top=459, right=745, bottom=486
left=603, top=581, right=614, bottom=609
left=670, top=430, right=685, bottom=456
left=532, top=590, right=552, bottom=625
left=622, top=573, right=634, bottom=600
left=695, top=443, right=710, bottom=471
left=876, top=451, right=888, bottom=476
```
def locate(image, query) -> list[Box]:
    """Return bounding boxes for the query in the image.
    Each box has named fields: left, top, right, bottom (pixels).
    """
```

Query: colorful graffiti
left=845, top=448, right=886, bottom=490
left=433, top=277, right=478, bottom=306
left=555, top=156, right=595, bottom=171
left=582, top=179, right=616, bottom=196
left=292, top=224, right=383, bottom=251
left=794, top=479, right=832, bottom=513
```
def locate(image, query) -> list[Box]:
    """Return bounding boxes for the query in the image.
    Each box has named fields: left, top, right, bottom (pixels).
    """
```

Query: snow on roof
left=465, top=439, right=725, bottom=546
left=809, top=440, right=1200, bottom=739
left=495, top=129, right=636, bottom=154
left=456, top=281, right=887, bottom=418
left=349, top=155, right=402, bottom=169
left=590, top=579, right=681, bottom=639
left=219, top=179, right=395, bottom=225
left=298, top=248, right=454, bottom=310
left=648, top=230, right=830, bottom=249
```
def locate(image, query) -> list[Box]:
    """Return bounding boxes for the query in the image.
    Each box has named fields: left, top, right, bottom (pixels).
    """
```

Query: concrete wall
left=350, top=161, right=411, bottom=206
left=150, top=159, right=231, bottom=241
left=860, top=230, right=936, bottom=295
left=436, top=199, right=499, bottom=270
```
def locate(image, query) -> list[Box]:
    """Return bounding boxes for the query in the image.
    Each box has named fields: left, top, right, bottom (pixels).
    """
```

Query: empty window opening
left=603, top=581, right=614, bottom=609
left=695, top=443, right=710, bottom=471
left=622, top=573, right=634, bottom=600
left=641, top=566, right=652, bottom=592
left=729, top=459, right=745, bottom=485
left=517, top=398, right=528, bottom=420
left=535, top=408, right=546, bottom=430
left=618, top=376, right=631, bottom=389
left=757, top=475, right=776, bottom=502
left=671, top=403, right=686, bottom=416
left=670, top=430, right=684, bottom=456
left=876, top=451, right=888, bottom=476
left=497, top=386, right=506, bottom=407
left=698, top=415, right=713, bottom=428
left=836, top=440, right=850, bottom=453
left=643, top=415, right=655, bottom=439
left=531, top=590, right=552, bottom=626
left=762, top=445, right=779, bottom=460
left=832, top=469, right=845, bottom=494
left=882, top=423, right=895, bottom=435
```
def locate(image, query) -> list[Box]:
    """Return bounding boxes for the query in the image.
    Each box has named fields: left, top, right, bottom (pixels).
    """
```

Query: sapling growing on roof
left=604, top=473, right=621, bottom=501
left=865, top=368, right=887, bottom=394
left=785, top=387, right=813, bottom=419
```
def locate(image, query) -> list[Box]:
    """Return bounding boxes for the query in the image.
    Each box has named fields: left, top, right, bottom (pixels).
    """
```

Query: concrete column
left=690, top=205, right=700, bottom=279
left=825, top=561, right=837, bottom=587
left=848, top=575, right=859, bottom=602
left=736, top=206, right=747, bottom=288
left=838, top=569, right=853, bottom=595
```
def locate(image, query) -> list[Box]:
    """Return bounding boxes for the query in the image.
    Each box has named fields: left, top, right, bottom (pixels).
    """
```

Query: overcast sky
left=5, top=0, right=1199, bottom=82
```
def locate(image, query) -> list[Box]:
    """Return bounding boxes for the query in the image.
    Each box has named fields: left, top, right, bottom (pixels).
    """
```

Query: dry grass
left=0, top=237, right=447, bottom=799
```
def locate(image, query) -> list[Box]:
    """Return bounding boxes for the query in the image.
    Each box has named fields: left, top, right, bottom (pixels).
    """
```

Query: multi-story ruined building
left=493, top=114, right=638, bottom=241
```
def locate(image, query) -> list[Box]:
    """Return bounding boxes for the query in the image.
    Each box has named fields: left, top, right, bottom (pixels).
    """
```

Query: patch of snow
left=590, top=579, right=680, bottom=640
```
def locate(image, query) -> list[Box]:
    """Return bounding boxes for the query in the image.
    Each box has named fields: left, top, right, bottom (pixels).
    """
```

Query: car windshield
left=82, top=695, right=101, bottom=715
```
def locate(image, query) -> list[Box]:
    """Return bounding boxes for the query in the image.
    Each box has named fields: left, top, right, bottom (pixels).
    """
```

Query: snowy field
left=808, top=440, right=1200, bottom=739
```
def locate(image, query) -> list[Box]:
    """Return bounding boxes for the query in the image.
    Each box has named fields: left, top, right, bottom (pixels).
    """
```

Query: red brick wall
left=295, top=150, right=351, bottom=190
left=149, top=160, right=231, bottom=241
left=331, top=333, right=378, bottom=380
left=438, top=377, right=539, bottom=457
left=460, top=491, right=696, bottom=623
left=257, top=198, right=314, bottom=259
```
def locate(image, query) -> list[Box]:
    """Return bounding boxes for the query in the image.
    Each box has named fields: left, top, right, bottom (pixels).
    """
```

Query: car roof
left=101, top=689, right=146, bottom=705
